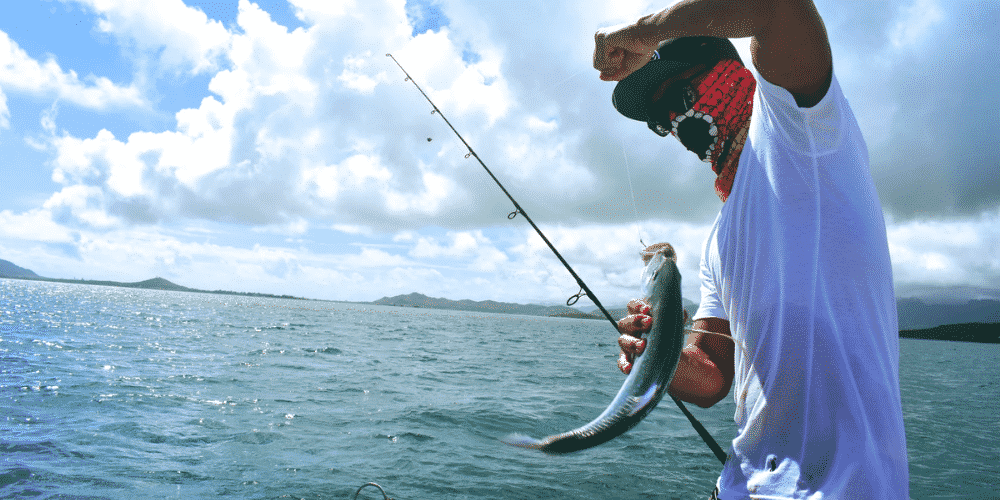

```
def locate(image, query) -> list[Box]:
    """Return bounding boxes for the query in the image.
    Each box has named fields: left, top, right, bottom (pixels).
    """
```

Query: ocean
left=1, top=278, right=997, bottom=499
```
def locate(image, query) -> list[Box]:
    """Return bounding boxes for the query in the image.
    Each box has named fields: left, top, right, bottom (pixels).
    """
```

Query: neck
left=711, top=122, right=749, bottom=202
left=716, top=122, right=748, bottom=175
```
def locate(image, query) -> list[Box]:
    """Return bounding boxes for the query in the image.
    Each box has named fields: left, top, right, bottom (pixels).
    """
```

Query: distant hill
left=372, top=292, right=584, bottom=317
left=897, top=298, right=1000, bottom=329
left=0, top=259, right=40, bottom=279
left=900, top=322, right=999, bottom=344
left=578, top=299, right=701, bottom=322
left=3, top=256, right=997, bottom=334
left=371, top=293, right=707, bottom=322
left=130, top=277, right=198, bottom=292
left=0, top=258, right=301, bottom=300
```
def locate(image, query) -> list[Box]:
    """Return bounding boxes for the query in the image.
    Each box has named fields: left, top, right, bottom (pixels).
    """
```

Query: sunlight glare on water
left=1, top=278, right=997, bottom=499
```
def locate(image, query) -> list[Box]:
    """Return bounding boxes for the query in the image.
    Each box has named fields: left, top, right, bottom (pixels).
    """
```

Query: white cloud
left=408, top=229, right=508, bottom=271
left=889, top=0, right=944, bottom=49
left=0, top=209, right=76, bottom=244
left=887, top=210, right=1000, bottom=290
left=0, top=88, right=9, bottom=130
left=29, top=0, right=670, bottom=234
left=526, top=116, right=557, bottom=133
left=332, top=224, right=374, bottom=236
left=338, top=53, right=391, bottom=94
left=302, top=154, right=393, bottom=201
left=252, top=218, right=310, bottom=235
left=43, top=185, right=122, bottom=229
left=73, top=0, right=232, bottom=75
left=0, top=30, right=143, bottom=109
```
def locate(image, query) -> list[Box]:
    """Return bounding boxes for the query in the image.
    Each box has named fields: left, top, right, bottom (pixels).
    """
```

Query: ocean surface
left=1, top=278, right=997, bottom=499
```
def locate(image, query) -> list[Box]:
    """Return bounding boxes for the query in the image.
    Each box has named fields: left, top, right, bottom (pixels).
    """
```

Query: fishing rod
left=386, top=53, right=727, bottom=465
left=386, top=53, right=616, bottom=326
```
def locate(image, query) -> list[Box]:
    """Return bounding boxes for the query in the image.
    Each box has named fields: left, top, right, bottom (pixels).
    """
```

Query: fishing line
left=387, top=53, right=726, bottom=465
left=544, top=69, right=583, bottom=94
left=620, top=134, right=646, bottom=248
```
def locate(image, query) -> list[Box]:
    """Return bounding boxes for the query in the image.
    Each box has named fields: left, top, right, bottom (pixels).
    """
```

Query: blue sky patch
left=184, top=0, right=308, bottom=32
left=461, top=43, right=481, bottom=64
left=405, top=0, right=450, bottom=36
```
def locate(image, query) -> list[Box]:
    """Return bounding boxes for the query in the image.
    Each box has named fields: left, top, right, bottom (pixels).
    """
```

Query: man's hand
left=617, top=298, right=653, bottom=374
left=593, top=24, right=658, bottom=82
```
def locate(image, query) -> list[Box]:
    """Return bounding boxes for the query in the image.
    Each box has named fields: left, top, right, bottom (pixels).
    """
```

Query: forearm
left=638, top=0, right=833, bottom=102
left=628, top=0, right=773, bottom=46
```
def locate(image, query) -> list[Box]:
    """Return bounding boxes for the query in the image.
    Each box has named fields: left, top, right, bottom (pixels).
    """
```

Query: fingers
left=594, top=38, right=622, bottom=75
left=619, top=333, right=646, bottom=354
left=617, top=296, right=651, bottom=375
left=603, top=51, right=653, bottom=81
left=618, top=313, right=651, bottom=336
left=594, top=24, right=633, bottom=80
left=627, top=298, right=651, bottom=316
left=618, top=352, right=632, bottom=375
left=618, top=336, right=646, bottom=375
left=618, top=333, right=646, bottom=375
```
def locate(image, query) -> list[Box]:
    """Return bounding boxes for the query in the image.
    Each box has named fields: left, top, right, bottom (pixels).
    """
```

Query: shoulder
left=749, top=65, right=852, bottom=156
left=750, top=0, right=833, bottom=108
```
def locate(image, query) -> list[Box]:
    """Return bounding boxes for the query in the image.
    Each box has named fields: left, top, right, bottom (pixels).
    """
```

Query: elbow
left=685, top=374, right=732, bottom=409
left=668, top=360, right=733, bottom=408
left=693, top=385, right=731, bottom=408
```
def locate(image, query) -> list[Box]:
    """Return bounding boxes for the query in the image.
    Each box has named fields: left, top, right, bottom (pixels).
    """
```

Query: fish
left=502, top=257, right=685, bottom=454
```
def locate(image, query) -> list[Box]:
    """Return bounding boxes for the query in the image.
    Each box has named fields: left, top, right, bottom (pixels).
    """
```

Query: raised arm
left=594, top=0, right=832, bottom=106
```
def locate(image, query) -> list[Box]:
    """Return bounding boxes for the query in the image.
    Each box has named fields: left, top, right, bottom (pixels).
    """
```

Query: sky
left=0, top=0, right=997, bottom=308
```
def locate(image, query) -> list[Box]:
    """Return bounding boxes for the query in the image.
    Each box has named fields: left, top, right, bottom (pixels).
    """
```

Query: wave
left=301, top=346, right=342, bottom=355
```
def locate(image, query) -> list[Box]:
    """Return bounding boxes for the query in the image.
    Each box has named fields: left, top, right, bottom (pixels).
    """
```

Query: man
left=595, top=1, right=909, bottom=498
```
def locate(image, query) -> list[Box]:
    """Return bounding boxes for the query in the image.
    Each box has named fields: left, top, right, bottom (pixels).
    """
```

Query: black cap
left=612, top=37, right=742, bottom=123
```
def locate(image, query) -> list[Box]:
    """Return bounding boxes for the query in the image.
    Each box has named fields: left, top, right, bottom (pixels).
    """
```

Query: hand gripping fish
left=502, top=255, right=685, bottom=454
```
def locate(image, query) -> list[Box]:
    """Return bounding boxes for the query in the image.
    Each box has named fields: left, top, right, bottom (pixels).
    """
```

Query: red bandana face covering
left=647, top=59, right=756, bottom=201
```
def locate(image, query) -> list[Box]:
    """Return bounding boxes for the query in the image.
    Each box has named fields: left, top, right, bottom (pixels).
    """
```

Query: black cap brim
left=612, top=59, right=695, bottom=123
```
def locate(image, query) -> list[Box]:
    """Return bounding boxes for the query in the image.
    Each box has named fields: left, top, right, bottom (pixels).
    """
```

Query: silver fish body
left=502, top=258, right=685, bottom=454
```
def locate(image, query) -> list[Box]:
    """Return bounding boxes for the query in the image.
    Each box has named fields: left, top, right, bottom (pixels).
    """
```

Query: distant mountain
left=897, top=298, right=1000, bottom=329
left=4, top=255, right=997, bottom=331
left=589, top=297, right=998, bottom=330
left=0, top=259, right=40, bottom=279
left=367, top=292, right=1000, bottom=330
left=0, top=257, right=301, bottom=300
left=900, top=322, right=999, bottom=344
left=12, top=275, right=200, bottom=293
left=371, top=292, right=703, bottom=321
left=372, top=292, right=585, bottom=317
left=130, top=277, right=197, bottom=292
left=580, top=299, right=701, bottom=321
